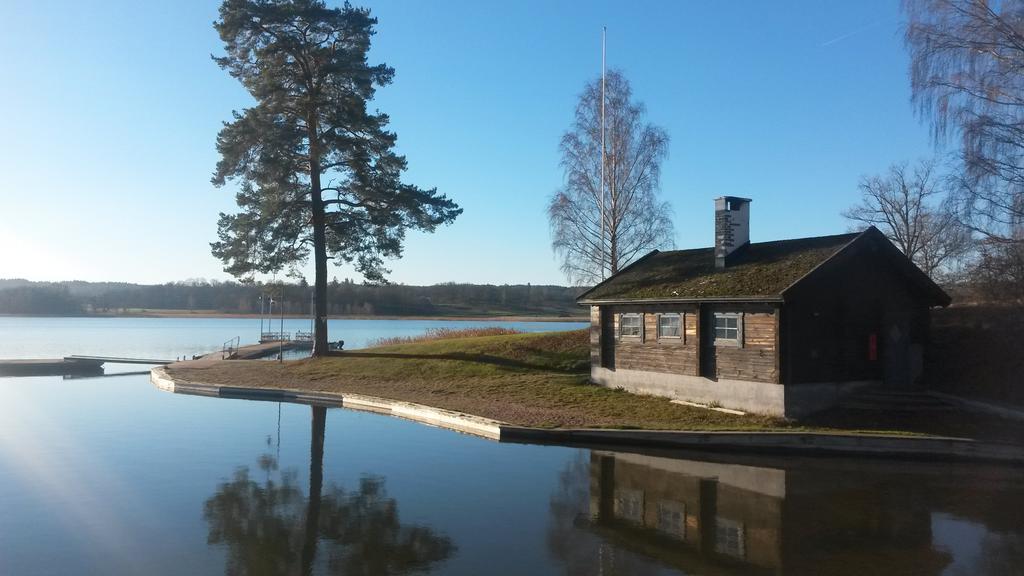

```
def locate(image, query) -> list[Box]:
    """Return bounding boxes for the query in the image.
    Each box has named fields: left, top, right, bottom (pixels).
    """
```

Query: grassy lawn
left=169, top=329, right=794, bottom=430
left=166, top=328, right=1023, bottom=441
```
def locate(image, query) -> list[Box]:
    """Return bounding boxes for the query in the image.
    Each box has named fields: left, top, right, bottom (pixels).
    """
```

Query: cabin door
left=882, top=319, right=912, bottom=389
left=600, top=309, right=615, bottom=369
left=699, top=307, right=717, bottom=379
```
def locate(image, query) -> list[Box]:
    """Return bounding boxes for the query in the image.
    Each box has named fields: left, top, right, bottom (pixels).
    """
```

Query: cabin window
left=657, top=313, right=682, bottom=339
left=619, top=313, right=643, bottom=338
left=713, top=312, right=743, bottom=347
left=614, top=489, right=645, bottom=525
left=714, top=517, right=746, bottom=559
left=656, top=501, right=686, bottom=540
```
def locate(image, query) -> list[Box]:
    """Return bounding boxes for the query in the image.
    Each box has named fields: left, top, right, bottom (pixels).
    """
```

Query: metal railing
left=222, top=336, right=240, bottom=359
left=261, top=332, right=291, bottom=342
left=294, top=331, right=313, bottom=342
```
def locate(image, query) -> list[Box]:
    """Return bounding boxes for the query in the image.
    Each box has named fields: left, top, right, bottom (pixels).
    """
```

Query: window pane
left=658, top=315, right=680, bottom=338
left=715, top=517, right=746, bottom=559
left=713, top=314, right=741, bottom=345
left=621, top=314, right=641, bottom=336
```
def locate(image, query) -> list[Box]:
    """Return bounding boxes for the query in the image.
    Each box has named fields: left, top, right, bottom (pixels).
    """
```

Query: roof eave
left=578, top=295, right=785, bottom=306
left=777, top=226, right=953, bottom=308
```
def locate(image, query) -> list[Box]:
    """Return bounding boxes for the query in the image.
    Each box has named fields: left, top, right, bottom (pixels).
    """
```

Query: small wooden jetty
left=226, top=340, right=309, bottom=360
left=258, top=331, right=313, bottom=347
left=0, top=355, right=172, bottom=377
left=64, top=355, right=173, bottom=365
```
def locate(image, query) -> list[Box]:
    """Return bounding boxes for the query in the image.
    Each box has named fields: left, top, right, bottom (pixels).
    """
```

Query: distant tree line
left=0, top=285, right=83, bottom=315
left=0, top=278, right=584, bottom=317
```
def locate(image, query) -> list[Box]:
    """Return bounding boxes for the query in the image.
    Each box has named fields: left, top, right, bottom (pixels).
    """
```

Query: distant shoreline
left=0, top=311, right=588, bottom=323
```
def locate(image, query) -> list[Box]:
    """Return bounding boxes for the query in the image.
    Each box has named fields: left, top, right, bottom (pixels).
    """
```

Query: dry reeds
left=371, top=327, right=523, bottom=347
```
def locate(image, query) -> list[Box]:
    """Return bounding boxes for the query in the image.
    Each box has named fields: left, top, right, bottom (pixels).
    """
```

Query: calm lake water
left=0, top=316, right=586, bottom=362
left=1, top=317, right=1022, bottom=575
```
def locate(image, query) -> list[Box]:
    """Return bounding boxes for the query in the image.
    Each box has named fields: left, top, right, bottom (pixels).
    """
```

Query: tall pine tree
left=211, top=0, right=461, bottom=355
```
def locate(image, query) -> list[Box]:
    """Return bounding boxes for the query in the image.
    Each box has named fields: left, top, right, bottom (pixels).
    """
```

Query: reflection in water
left=63, top=370, right=151, bottom=380
left=204, top=406, right=456, bottom=575
left=551, top=451, right=1024, bottom=576
left=548, top=452, right=679, bottom=576
left=975, top=533, right=1024, bottom=576
left=13, top=366, right=1024, bottom=575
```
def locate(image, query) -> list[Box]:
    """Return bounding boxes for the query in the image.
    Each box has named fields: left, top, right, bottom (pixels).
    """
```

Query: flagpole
left=600, top=26, right=607, bottom=280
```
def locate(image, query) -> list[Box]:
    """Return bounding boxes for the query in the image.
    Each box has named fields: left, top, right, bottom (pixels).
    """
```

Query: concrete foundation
left=592, top=367, right=787, bottom=416
left=784, top=380, right=876, bottom=418
left=591, top=367, right=873, bottom=418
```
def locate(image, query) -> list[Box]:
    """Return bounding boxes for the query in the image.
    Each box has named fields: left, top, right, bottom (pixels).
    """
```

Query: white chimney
left=715, top=197, right=752, bottom=269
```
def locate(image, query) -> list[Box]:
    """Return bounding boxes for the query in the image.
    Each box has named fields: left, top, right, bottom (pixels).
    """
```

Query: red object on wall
left=868, top=333, right=878, bottom=361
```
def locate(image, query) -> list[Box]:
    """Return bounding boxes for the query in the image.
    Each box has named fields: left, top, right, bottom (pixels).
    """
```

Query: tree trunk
left=308, top=120, right=330, bottom=357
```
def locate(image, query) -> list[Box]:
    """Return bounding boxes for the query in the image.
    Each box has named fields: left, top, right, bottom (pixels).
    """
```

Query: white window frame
left=614, top=488, right=645, bottom=525
left=714, top=516, right=746, bottom=559
left=713, top=312, right=743, bottom=348
left=619, top=313, right=643, bottom=339
left=656, top=500, right=686, bottom=540
left=656, top=313, right=682, bottom=340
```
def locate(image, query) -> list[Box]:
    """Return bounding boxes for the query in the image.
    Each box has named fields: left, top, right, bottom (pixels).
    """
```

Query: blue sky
left=0, top=1, right=938, bottom=285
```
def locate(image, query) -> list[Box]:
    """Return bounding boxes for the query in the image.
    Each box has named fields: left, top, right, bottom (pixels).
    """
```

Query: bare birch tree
left=548, top=70, right=674, bottom=286
left=843, top=159, right=972, bottom=279
left=904, top=0, right=1024, bottom=243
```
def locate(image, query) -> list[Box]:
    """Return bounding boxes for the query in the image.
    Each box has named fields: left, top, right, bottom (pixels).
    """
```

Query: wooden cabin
left=577, top=197, right=951, bottom=418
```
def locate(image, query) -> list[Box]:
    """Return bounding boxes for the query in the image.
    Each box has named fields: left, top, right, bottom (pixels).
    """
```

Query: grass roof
left=580, top=232, right=861, bottom=301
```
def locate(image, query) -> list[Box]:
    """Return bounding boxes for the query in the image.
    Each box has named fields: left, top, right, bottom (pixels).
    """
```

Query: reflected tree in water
left=204, top=407, right=455, bottom=575
left=317, top=477, right=455, bottom=575
left=205, top=467, right=307, bottom=574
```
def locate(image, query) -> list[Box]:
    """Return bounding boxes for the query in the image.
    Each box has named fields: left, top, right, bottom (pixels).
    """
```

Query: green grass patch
left=174, top=330, right=797, bottom=430
left=168, top=330, right=977, bottom=436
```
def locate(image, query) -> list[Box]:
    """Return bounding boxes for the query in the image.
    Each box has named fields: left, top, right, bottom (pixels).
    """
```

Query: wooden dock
left=230, top=341, right=308, bottom=360
left=0, top=355, right=173, bottom=377
left=63, top=355, right=173, bottom=365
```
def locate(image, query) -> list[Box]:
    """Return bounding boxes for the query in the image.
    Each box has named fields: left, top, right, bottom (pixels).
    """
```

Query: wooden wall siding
left=742, top=312, right=776, bottom=349
left=710, top=308, right=779, bottom=384
left=592, top=304, right=779, bottom=383
left=685, top=315, right=697, bottom=342
left=590, top=305, right=601, bottom=366
left=607, top=305, right=700, bottom=377
left=782, top=238, right=931, bottom=388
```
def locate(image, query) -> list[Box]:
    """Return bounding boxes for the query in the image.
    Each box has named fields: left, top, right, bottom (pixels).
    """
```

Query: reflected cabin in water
left=578, top=197, right=950, bottom=418
left=584, top=450, right=1020, bottom=575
